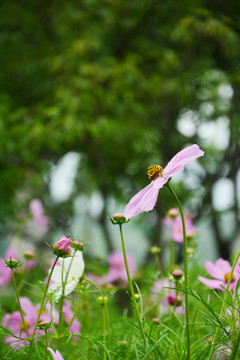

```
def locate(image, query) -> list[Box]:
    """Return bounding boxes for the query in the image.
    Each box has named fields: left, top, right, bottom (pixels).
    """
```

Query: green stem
left=11, top=269, right=30, bottom=338
left=119, top=224, right=147, bottom=348
left=169, top=238, right=174, bottom=272
left=166, top=182, right=190, bottom=360
left=45, top=329, right=48, bottom=360
left=28, top=256, right=59, bottom=359
left=85, top=278, right=110, bottom=348
left=231, top=331, right=240, bottom=360
left=208, top=250, right=240, bottom=360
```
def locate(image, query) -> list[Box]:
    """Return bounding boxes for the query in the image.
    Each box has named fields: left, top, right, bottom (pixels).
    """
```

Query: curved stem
left=85, top=278, right=110, bottom=350
left=11, top=269, right=30, bottom=338
left=166, top=182, right=190, bottom=360
left=28, top=256, right=59, bottom=359
left=208, top=250, right=240, bottom=360
left=119, top=224, right=147, bottom=348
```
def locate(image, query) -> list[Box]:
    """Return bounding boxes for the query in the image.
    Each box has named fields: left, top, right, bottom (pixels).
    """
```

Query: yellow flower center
left=224, top=272, right=235, bottom=283
left=72, top=276, right=76, bottom=280
left=20, top=321, right=30, bottom=330
left=147, top=165, right=164, bottom=181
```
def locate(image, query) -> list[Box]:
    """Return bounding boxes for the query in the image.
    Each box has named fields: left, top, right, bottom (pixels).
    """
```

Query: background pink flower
left=198, top=258, right=240, bottom=291
left=163, top=215, right=196, bottom=243
left=102, top=252, right=136, bottom=284
left=29, top=199, right=49, bottom=232
left=62, top=300, right=81, bottom=336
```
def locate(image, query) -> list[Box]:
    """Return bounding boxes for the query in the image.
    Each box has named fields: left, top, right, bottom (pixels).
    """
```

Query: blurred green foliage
left=0, top=0, right=240, bottom=256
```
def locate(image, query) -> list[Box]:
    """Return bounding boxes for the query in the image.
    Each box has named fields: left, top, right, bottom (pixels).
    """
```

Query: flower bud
left=97, top=296, right=108, bottom=305
left=134, top=294, right=140, bottom=302
left=150, top=246, right=161, bottom=255
left=167, top=295, right=182, bottom=306
left=172, top=269, right=184, bottom=279
left=108, top=213, right=129, bottom=225
left=71, top=240, right=84, bottom=251
left=53, top=235, right=72, bottom=257
left=38, top=321, right=52, bottom=330
left=187, top=247, right=195, bottom=255
left=166, top=208, right=179, bottom=219
left=23, top=250, right=35, bottom=260
left=152, top=317, right=161, bottom=324
left=119, top=340, right=128, bottom=346
left=5, top=257, right=21, bottom=269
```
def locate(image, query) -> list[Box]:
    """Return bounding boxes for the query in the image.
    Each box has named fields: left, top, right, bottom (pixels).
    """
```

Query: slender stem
left=85, top=278, right=110, bottom=348
left=208, top=250, right=240, bottom=360
left=28, top=256, right=59, bottom=359
left=45, top=330, right=48, bottom=360
left=231, top=331, right=240, bottom=360
left=119, top=224, right=147, bottom=348
left=154, top=254, right=162, bottom=277
left=11, top=269, right=30, bottom=338
left=169, top=238, right=174, bottom=272
left=166, top=183, right=190, bottom=360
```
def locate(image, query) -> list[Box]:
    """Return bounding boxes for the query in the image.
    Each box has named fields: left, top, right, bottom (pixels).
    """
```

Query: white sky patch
left=197, top=116, right=230, bottom=150
left=212, top=178, right=234, bottom=211
left=177, top=110, right=197, bottom=137
left=218, top=83, right=233, bottom=100
left=50, top=152, right=80, bottom=202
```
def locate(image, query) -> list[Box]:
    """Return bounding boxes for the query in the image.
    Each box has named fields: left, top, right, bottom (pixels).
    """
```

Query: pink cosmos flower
left=2, top=297, right=57, bottom=349
left=124, top=144, right=204, bottom=219
left=0, top=248, right=18, bottom=287
left=102, top=252, right=136, bottom=284
left=62, top=300, right=81, bottom=336
left=198, top=258, right=240, bottom=291
left=29, top=199, right=49, bottom=232
left=163, top=214, right=196, bottom=243
left=48, top=347, right=64, bottom=360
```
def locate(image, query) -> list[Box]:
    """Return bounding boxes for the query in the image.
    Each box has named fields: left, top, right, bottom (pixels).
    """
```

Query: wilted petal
left=164, top=144, right=204, bottom=177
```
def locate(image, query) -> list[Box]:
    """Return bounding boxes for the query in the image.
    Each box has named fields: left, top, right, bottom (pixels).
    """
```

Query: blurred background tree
left=0, top=0, right=239, bottom=260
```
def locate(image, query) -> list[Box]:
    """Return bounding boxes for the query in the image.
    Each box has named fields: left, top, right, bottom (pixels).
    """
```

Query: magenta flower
left=48, top=347, right=64, bottom=360
left=2, top=297, right=58, bottom=349
left=102, top=252, right=136, bottom=284
left=53, top=235, right=72, bottom=257
left=124, top=144, right=204, bottom=219
left=198, top=258, right=240, bottom=291
left=62, top=300, right=81, bottom=336
left=163, top=214, right=196, bottom=243
left=29, top=199, right=49, bottom=232
left=0, top=248, right=18, bottom=287
left=151, top=279, right=184, bottom=314
left=2, top=297, right=37, bottom=349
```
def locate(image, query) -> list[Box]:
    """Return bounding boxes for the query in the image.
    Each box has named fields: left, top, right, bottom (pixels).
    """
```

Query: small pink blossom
left=29, top=199, right=49, bottom=232
left=198, top=258, right=240, bottom=291
left=163, top=214, right=196, bottom=243
left=102, top=252, right=136, bottom=284
left=53, top=235, right=72, bottom=257
left=151, top=279, right=185, bottom=314
left=124, top=144, right=204, bottom=219
left=0, top=248, right=18, bottom=287
left=48, top=347, right=64, bottom=360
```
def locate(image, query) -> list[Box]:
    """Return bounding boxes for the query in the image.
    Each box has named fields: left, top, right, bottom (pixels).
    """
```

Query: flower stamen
left=224, top=272, right=235, bottom=283
left=147, top=165, right=164, bottom=181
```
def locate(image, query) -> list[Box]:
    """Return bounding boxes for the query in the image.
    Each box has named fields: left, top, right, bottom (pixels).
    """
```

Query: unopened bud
left=71, top=241, right=84, bottom=251
left=172, top=269, right=184, bottom=279
left=97, top=296, right=108, bottom=305
left=53, top=235, right=72, bottom=257
left=23, top=250, right=35, bottom=260
left=38, top=321, right=52, bottom=330
left=167, top=295, right=182, bottom=306
left=5, top=258, right=21, bottom=269
left=167, top=208, right=179, bottom=219
left=134, top=294, right=140, bottom=302
left=119, top=340, right=128, bottom=346
left=150, top=246, right=161, bottom=255
left=108, top=213, right=129, bottom=225
left=152, top=317, right=161, bottom=324
left=187, top=247, right=195, bottom=255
